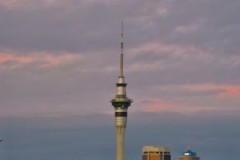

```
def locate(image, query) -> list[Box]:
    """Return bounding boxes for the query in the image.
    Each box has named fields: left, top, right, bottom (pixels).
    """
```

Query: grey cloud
left=0, top=0, right=122, bottom=53
left=0, top=1, right=240, bottom=159
left=0, top=0, right=239, bottom=55
left=0, top=1, right=239, bottom=118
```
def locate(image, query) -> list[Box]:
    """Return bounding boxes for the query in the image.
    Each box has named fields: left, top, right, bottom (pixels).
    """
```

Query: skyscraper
left=110, top=22, right=133, bottom=160
left=142, top=146, right=171, bottom=160
left=178, top=149, right=200, bottom=160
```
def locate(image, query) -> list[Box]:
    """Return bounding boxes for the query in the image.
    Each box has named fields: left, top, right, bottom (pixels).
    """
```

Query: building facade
left=142, top=146, right=171, bottom=160
left=178, top=149, right=200, bottom=160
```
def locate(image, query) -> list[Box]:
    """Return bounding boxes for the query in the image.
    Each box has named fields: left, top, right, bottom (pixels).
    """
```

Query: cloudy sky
left=0, top=0, right=240, bottom=160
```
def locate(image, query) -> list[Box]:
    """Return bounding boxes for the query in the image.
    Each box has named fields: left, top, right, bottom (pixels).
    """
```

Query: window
left=164, top=155, right=171, bottom=160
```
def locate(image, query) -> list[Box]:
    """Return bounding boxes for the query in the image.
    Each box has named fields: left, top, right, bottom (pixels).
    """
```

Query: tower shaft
left=116, top=126, right=125, bottom=160
left=111, top=22, right=132, bottom=160
left=115, top=108, right=127, bottom=160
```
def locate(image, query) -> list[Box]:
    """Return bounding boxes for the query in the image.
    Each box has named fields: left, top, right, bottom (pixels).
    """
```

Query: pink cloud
left=174, top=25, right=198, bottom=33
left=174, top=19, right=204, bottom=33
left=182, top=84, right=240, bottom=98
left=133, top=84, right=240, bottom=114
left=40, top=54, right=81, bottom=66
left=0, top=52, right=83, bottom=69
left=0, top=53, right=34, bottom=64
left=135, top=97, right=240, bottom=116
left=136, top=98, right=217, bottom=114
left=141, top=99, right=173, bottom=112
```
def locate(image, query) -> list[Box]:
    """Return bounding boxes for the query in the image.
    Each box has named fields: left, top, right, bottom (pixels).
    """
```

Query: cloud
left=183, top=84, right=240, bottom=99
left=135, top=97, right=237, bottom=115
left=0, top=1, right=240, bottom=160
left=0, top=52, right=83, bottom=69
left=127, top=83, right=240, bottom=116
left=174, top=24, right=201, bottom=33
left=0, top=0, right=239, bottom=119
left=0, top=53, right=33, bottom=64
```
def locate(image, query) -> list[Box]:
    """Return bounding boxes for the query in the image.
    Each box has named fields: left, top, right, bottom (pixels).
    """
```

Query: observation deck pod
left=111, top=97, right=133, bottom=109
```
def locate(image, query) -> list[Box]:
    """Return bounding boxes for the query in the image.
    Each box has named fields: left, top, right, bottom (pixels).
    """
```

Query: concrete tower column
left=116, top=126, right=125, bottom=160
left=111, top=22, right=132, bottom=160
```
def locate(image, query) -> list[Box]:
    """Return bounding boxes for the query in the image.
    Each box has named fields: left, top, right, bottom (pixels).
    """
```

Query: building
left=110, top=22, right=133, bottom=160
left=142, top=146, right=171, bottom=160
left=178, top=149, right=200, bottom=160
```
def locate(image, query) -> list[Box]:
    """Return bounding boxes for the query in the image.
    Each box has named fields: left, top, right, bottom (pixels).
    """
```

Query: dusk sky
left=0, top=0, right=240, bottom=160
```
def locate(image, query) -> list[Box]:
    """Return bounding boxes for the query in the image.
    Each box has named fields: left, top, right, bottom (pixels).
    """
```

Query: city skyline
left=0, top=0, right=240, bottom=160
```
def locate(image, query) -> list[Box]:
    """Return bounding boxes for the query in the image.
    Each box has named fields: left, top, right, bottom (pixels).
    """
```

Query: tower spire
left=120, top=21, right=124, bottom=77
left=111, top=22, right=133, bottom=160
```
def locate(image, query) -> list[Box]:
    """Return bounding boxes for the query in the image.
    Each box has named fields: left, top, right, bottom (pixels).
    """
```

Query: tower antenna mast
left=111, top=21, right=133, bottom=160
left=120, top=21, right=124, bottom=77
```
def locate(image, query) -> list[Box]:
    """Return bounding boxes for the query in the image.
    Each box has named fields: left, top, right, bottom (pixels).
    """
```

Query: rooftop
left=181, top=149, right=197, bottom=156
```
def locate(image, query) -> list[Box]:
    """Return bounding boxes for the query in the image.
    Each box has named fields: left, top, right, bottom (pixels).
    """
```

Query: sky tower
left=111, top=22, right=133, bottom=160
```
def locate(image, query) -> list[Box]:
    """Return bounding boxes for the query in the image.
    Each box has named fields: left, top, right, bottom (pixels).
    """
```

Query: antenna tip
left=121, top=21, right=123, bottom=32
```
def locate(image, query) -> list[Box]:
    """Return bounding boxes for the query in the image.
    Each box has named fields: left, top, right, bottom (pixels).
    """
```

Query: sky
left=0, top=0, right=240, bottom=160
